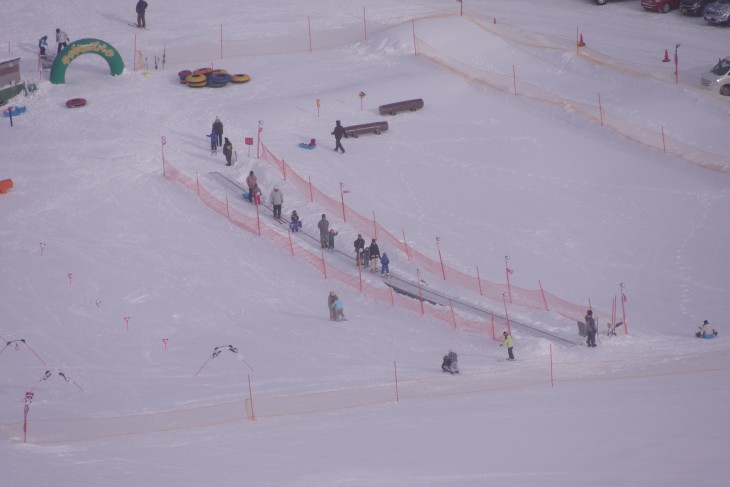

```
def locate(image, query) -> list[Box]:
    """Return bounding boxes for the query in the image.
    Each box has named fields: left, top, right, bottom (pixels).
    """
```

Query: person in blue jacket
left=206, top=131, right=218, bottom=154
left=380, top=252, right=390, bottom=276
left=330, top=296, right=345, bottom=321
left=38, top=36, right=48, bottom=55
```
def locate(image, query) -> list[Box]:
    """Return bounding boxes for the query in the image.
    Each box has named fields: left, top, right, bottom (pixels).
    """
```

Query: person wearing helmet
left=317, top=214, right=329, bottom=248
left=500, top=331, right=515, bottom=360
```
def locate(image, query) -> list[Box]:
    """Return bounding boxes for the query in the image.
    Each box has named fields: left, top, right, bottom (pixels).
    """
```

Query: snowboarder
left=330, top=296, right=345, bottom=321
left=38, top=35, right=48, bottom=56
left=270, top=186, right=283, bottom=219
left=327, top=291, right=338, bottom=321
left=441, top=350, right=459, bottom=374
left=222, top=137, right=233, bottom=166
left=245, top=171, right=257, bottom=202
left=55, top=28, right=69, bottom=55
left=585, top=309, right=597, bottom=347
left=331, top=120, right=347, bottom=154
left=317, top=214, right=329, bottom=248
left=500, top=331, right=515, bottom=360
left=206, top=130, right=218, bottom=154
left=136, top=0, right=148, bottom=28
left=212, top=116, right=223, bottom=147
left=289, top=210, right=301, bottom=232
left=353, top=234, right=365, bottom=266
left=380, top=252, right=390, bottom=276
left=368, top=239, right=381, bottom=273
left=696, top=320, right=718, bottom=338
left=328, top=228, right=338, bottom=252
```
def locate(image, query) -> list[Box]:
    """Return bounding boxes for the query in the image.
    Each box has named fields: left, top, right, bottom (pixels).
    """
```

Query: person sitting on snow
left=441, top=350, right=459, bottom=374
left=696, top=320, right=718, bottom=338
left=289, top=210, right=301, bottom=232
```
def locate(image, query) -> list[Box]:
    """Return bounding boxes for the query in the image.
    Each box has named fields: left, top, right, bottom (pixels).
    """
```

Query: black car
left=680, top=0, right=713, bottom=14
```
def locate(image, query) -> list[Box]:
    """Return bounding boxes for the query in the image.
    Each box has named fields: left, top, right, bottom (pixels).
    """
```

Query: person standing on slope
left=500, top=331, right=515, bottom=360
left=331, top=120, right=347, bottom=154
left=136, top=0, right=149, bottom=28
left=222, top=137, right=233, bottom=166
left=55, top=28, right=69, bottom=55
left=585, top=309, right=597, bottom=347
left=317, top=214, right=329, bottom=248
left=245, top=171, right=257, bottom=202
left=212, top=116, right=224, bottom=147
left=270, top=186, right=284, bottom=219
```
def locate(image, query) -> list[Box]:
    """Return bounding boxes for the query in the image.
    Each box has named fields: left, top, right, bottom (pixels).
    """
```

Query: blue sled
left=298, top=143, right=317, bottom=150
left=703, top=334, right=717, bottom=339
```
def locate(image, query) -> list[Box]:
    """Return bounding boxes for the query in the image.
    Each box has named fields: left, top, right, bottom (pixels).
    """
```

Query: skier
left=317, top=214, right=329, bottom=248
left=289, top=210, right=301, bottom=232
left=380, top=252, right=390, bottom=276
left=136, top=0, right=148, bottom=28
left=441, top=350, right=459, bottom=374
left=353, top=233, right=365, bottom=266
left=696, top=320, right=718, bottom=338
left=328, top=228, right=338, bottom=252
left=585, top=309, right=597, bottom=347
left=55, top=28, right=69, bottom=55
left=500, top=331, right=515, bottom=360
left=331, top=120, right=347, bottom=154
left=38, top=35, right=48, bottom=56
left=245, top=171, right=257, bottom=202
left=270, top=186, right=284, bottom=219
left=222, top=137, right=233, bottom=166
left=330, top=297, right=345, bottom=321
left=368, top=239, right=381, bottom=273
left=206, top=130, right=218, bottom=154
left=212, top=116, right=223, bottom=147
left=327, top=291, right=338, bottom=321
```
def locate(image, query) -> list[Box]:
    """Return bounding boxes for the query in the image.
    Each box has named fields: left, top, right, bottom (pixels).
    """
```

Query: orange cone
left=662, top=49, right=670, bottom=62
left=577, top=34, right=585, bottom=47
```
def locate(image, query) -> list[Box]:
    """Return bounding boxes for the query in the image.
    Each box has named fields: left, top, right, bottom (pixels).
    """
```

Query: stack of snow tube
left=208, top=69, right=231, bottom=88
left=179, top=68, right=251, bottom=88
left=186, top=68, right=210, bottom=88
left=230, top=74, right=251, bottom=84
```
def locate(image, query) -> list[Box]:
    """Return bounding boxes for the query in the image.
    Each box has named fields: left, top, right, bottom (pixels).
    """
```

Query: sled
left=298, top=143, right=317, bottom=150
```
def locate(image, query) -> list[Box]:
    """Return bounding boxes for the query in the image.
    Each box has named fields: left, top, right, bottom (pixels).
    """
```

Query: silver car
left=704, top=0, right=730, bottom=24
left=700, top=57, right=730, bottom=96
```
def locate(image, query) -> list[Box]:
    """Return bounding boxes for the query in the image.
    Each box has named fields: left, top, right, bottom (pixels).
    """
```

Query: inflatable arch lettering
left=50, top=38, right=124, bottom=84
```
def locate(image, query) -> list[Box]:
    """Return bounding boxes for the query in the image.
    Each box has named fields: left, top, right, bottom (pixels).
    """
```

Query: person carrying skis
left=500, top=331, right=515, bottom=360
left=441, top=350, right=459, bottom=374
left=380, top=252, right=390, bottom=276
left=55, top=28, right=69, bottom=55
left=38, top=35, right=48, bottom=55
left=212, top=116, right=223, bottom=147
left=368, top=239, right=381, bottom=272
left=317, top=214, right=329, bottom=248
left=328, top=228, right=338, bottom=252
left=222, top=137, right=233, bottom=166
left=245, top=171, right=257, bottom=202
left=331, top=120, right=347, bottom=154
left=270, top=186, right=284, bottom=219
left=136, top=0, right=149, bottom=28
left=289, top=210, right=301, bottom=232
left=353, top=234, right=365, bottom=266
left=585, top=309, right=597, bottom=347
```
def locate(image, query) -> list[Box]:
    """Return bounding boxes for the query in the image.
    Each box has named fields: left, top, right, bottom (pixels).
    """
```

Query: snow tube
left=0, top=179, right=13, bottom=194
left=208, top=73, right=231, bottom=87
left=2, top=105, right=26, bottom=117
left=178, top=70, right=192, bottom=83
left=211, top=69, right=228, bottom=76
left=703, top=334, right=717, bottom=339
left=193, top=68, right=214, bottom=76
left=65, top=98, right=87, bottom=108
left=230, top=74, right=251, bottom=84
left=298, top=143, right=317, bottom=150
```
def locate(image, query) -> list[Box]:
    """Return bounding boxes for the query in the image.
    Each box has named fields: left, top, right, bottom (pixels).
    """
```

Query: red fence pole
left=308, top=16, right=312, bottom=52
left=358, top=263, right=362, bottom=292
left=363, top=7, right=367, bottom=41
left=449, top=299, right=456, bottom=329
left=255, top=199, right=261, bottom=236
left=412, top=19, right=417, bottom=56
left=505, top=255, right=513, bottom=303
left=661, top=125, right=666, bottom=153
left=161, top=136, right=167, bottom=176
left=402, top=228, right=411, bottom=261
left=512, top=65, right=517, bottom=95
left=225, top=194, right=230, bottom=220
left=417, top=269, right=425, bottom=315
left=247, top=374, right=256, bottom=420
left=393, top=360, right=399, bottom=403
left=502, top=293, right=511, bottom=334
left=476, top=265, right=483, bottom=296
left=372, top=211, right=378, bottom=240
left=288, top=230, right=294, bottom=256
left=436, top=237, right=446, bottom=280
left=196, top=173, right=200, bottom=196
left=598, top=92, right=604, bottom=126
left=321, top=249, right=327, bottom=279
left=539, top=279, right=549, bottom=311
left=620, top=283, right=629, bottom=335
left=308, top=176, right=314, bottom=202
left=491, top=312, right=496, bottom=340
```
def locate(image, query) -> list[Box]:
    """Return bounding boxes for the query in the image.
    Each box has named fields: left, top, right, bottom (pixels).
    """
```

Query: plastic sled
left=298, top=143, right=317, bottom=150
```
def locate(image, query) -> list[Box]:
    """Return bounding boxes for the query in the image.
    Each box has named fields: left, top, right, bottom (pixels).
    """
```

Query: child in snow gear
left=328, top=291, right=338, bottom=321
left=368, top=239, right=381, bottom=272
left=332, top=120, right=347, bottom=154
left=354, top=234, right=365, bottom=266
left=328, top=229, right=338, bottom=251
left=251, top=184, right=262, bottom=205
left=207, top=131, right=218, bottom=154
left=270, top=186, right=283, bottom=219
left=696, top=320, right=718, bottom=338
left=212, top=116, right=223, bottom=147
left=136, top=0, right=148, bottom=28
left=38, top=36, right=48, bottom=55
left=289, top=210, right=301, bottom=232
left=222, top=137, right=233, bottom=165
left=56, top=28, right=69, bottom=55
left=441, top=351, right=459, bottom=374
left=331, top=297, right=345, bottom=321
left=585, top=310, right=597, bottom=347
left=380, top=253, right=390, bottom=276
left=500, top=332, right=515, bottom=360
left=318, top=214, right=330, bottom=248
left=245, top=171, right=257, bottom=202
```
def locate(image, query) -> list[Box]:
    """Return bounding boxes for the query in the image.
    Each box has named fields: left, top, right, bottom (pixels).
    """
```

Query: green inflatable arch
left=50, top=38, right=124, bottom=84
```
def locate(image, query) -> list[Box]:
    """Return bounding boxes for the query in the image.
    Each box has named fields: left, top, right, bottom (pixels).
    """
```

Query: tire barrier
left=0, top=178, right=13, bottom=194
left=65, top=98, right=87, bottom=108
left=181, top=70, right=249, bottom=88
left=2, top=105, right=26, bottom=117
left=343, top=121, right=389, bottom=138
left=230, top=73, right=251, bottom=84
left=378, top=98, right=424, bottom=115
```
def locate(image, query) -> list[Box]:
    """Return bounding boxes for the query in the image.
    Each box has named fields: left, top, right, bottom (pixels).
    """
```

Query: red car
left=641, top=0, right=681, bottom=12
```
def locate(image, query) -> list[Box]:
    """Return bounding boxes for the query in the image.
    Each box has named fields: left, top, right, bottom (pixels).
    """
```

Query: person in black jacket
left=212, top=116, right=223, bottom=147
left=368, top=239, right=380, bottom=272
left=585, top=310, right=597, bottom=347
left=136, top=0, right=148, bottom=28
left=331, top=120, right=347, bottom=154
left=222, top=138, right=233, bottom=166
left=353, top=234, right=365, bottom=266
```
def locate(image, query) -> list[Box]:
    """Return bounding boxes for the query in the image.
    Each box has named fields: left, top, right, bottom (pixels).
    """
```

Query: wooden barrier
left=378, top=98, right=424, bottom=115
left=0, top=179, right=13, bottom=194
left=343, top=121, right=388, bottom=138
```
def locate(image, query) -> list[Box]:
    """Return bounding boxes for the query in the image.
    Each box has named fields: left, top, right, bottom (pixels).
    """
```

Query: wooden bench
left=378, top=98, right=424, bottom=115
left=343, top=121, right=388, bottom=138
left=0, top=178, right=13, bottom=194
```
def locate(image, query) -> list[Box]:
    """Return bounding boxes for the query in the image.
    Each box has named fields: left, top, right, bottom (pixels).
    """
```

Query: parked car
left=641, top=0, right=680, bottom=12
left=700, top=56, right=730, bottom=96
left=680, top=0, right=714, bottom=15
left=704, top=0, right=730, bottom=24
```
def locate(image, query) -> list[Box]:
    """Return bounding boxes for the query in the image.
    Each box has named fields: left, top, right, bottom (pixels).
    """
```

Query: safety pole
left=247, top=375, right=255, bottom=420
left=476, top=266, right=483, bottom=296
left=539, top=280, right=549, bottom=311
left=308, top=16, right=312, bottom=52
left=402, top=228, right=411, bottom=261
left=417, top=269, right=424, bottom=315
left=393, top=360, right=399, bottom=403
